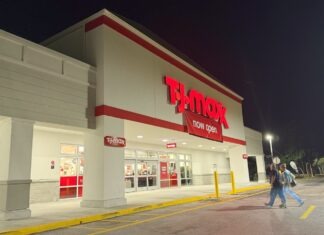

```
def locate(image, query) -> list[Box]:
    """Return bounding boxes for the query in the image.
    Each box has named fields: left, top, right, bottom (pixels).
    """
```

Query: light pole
left=265, top=134, right=273, bottom=162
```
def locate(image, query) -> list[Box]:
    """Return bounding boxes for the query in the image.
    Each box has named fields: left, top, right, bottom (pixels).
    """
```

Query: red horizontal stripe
left=95, top=105, right=246, bottom=146
left=95, top=105, right=185, bottom=132
left=222, top=136, right=246, bottom=145
left=85, top=15, right=242, bottom=104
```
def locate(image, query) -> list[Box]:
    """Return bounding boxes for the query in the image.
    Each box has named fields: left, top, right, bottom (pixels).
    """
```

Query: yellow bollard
left=214, top=171, right=220, bottom=198
left=230, top=170, right=236, bottom=194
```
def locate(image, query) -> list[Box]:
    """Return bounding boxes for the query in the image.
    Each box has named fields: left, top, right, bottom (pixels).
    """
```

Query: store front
left=0, top=9, right=265, bottom=220
left=124, top=149, right=192, bottom=192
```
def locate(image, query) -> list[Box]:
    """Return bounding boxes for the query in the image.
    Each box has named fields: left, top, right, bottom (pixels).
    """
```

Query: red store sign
left=165, top=76, right=229, bottom=129
left=166, top=143, right=177, bottom=148
left=184, top=111, right=223, bottom=142
left=104, top=136, right=126, bottom=147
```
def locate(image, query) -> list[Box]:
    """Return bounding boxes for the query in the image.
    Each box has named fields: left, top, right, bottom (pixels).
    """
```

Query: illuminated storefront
left=0, top=9, right=265, bottom=220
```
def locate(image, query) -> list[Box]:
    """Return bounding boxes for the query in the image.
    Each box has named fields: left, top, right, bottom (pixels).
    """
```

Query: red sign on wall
left=104, top=136, right=126, bottom=147
left=166, top=143, right=177, bottom=148
left=184, top=111, right=223, bottom=142
left=160, top=162, right=169, bottom=180
left=242, top=154, right=248, bottom=159
left=165, top=76, right=229, bottom=129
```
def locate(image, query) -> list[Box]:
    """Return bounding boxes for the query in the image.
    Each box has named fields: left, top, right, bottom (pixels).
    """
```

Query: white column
left=81, top=116, right=126, bottom=208
left=228, top=145, right=250, bottom=183
left=0, top=118, right=34, bottom=220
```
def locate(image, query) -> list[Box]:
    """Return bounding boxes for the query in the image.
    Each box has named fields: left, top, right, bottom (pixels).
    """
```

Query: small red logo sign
left=104, top=136, right=126, bottom=147
left=242, top=154, right=248, bottom=159
left=166, top=143, right=177, bottom=148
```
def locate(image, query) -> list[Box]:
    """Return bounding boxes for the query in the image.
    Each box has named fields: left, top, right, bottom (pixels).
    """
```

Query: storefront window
left=179, top=155, right=192, bottom=186
left=179, top=154, right=185, bottom=160
left=147, top=151, right=158, bottom=159
left=125, top=161, right=135, bottom=190
left=136, top=150, right=148, bottom=158
left=59, top=144, right=84, bottom=199
left=125, top=149, right=136, bottom=158
left=124, top=149, right=191, bottom=191
left=168, top=153, right=176, bottom=160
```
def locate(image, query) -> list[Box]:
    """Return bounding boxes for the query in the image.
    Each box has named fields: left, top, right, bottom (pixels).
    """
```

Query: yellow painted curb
left=227, top=183, right=270, bottom=194
left=1, top=184, right=269, bottom=235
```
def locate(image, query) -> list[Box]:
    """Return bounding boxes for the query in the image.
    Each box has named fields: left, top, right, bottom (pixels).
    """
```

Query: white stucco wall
left=0, top=30, right=96, bottom=129
left=31, top=128, right=84, bottom=180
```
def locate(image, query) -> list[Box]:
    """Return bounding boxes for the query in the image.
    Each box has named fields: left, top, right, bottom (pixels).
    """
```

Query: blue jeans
left=268, top=186, right=286, bottom=206
left=283, top=186, right=303, bottom=204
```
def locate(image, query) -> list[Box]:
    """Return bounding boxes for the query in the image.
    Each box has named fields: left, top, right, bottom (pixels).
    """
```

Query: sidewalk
left=0, top=182, right=269, bottom=234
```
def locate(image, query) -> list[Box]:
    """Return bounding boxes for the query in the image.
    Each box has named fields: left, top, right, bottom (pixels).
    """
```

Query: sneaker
left=299, top=201, right=304, bottom=207
left=279, top=204, right=287, bottom=208
left=265, top=205, right=273, bottom=208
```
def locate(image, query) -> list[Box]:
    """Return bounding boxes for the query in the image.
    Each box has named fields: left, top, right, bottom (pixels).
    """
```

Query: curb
left=0, top=184, right=270, bottom=235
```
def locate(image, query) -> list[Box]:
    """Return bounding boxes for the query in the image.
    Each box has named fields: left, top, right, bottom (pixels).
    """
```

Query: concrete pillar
left=228, top=145, right=250, bottom=183
left=81, top=116, right=126, bottom=208
left=0, top=118, right=34, bottom=220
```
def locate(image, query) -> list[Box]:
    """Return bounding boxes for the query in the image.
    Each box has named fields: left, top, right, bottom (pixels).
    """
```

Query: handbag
left=290, top=179, right=297, bottom=187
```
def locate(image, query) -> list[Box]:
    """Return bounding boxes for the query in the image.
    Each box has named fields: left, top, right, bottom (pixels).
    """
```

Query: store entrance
left=59, top=157, right=84, bottom=199
left=124, top=160, right=158, bottom=192
left=137, top=160, right=158, bottom=191
left=160, top=161, right=178, bottom=188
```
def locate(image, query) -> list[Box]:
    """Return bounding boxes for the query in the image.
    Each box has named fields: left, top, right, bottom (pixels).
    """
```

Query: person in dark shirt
left=265, top=163, right=286, bottom=208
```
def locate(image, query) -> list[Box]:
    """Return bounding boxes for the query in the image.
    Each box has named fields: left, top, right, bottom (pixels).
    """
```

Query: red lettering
left=189, top=90, right=205, bottom=114
left=165, top=76, right=179, bottom=104
left=165, top=76, right=229, bottom=129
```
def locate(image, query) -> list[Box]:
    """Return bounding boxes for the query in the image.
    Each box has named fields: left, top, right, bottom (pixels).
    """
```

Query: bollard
left=230, top=170, right=236, bottom=194
left=214, top=171, right=220, bottom=198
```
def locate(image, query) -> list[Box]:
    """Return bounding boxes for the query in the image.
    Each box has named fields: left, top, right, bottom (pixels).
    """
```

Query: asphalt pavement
left=0, top=181, right=269, bottom=234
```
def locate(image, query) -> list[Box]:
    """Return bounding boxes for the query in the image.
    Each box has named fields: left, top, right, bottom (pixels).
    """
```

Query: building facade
left=0, top=9, right=265, bottom=220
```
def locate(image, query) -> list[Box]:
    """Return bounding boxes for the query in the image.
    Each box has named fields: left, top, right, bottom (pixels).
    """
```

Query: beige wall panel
left=102, top=27, right=245, bottom=140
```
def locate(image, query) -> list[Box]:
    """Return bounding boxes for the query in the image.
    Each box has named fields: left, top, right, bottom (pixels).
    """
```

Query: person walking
left=280, top=163, right=304, bottom=207
left=265, top=163, right=286, bottom=208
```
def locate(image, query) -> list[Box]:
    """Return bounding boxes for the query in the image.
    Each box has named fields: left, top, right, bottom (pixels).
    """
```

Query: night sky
left=1, top=1, right=324, bottom=156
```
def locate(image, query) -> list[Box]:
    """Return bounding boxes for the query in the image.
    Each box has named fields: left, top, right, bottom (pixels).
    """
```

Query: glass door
left=59, top=157, right=84, bottom=199
left=136, top=160, right=158, bottom=191
left=124, top=160, right=135, bottom=192
left=147, top=161, right=158, bottom=190
left=137, top=161, right=148, bottom=191
left=160, top=161, right=178, bottom=188
left=180, top=161, right=192, bottom=185
left=169, top=161, right=178, bottom=187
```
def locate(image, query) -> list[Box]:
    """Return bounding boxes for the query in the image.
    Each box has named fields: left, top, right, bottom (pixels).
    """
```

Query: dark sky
left=1, top=0, right=324, bottom=156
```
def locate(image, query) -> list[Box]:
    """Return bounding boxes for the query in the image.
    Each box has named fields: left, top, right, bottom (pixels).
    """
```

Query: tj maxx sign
left=165, top=76, right=229, bottom=129
left=165, top=76, right=228, bottom=142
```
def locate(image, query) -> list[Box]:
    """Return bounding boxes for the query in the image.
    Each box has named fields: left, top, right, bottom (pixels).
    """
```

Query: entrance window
left=59, top=157, right=84, bottom=198
left=125, top=161, right=135, bottom=191
left=125, top=149, right=191, bottom=191
left=137, top=160, right=158, bottom=190
left=179, top=154, right=192, bottom=186
left=160, top=160, right=178, bottom=188
left=59, top=144, right=84, bottom=199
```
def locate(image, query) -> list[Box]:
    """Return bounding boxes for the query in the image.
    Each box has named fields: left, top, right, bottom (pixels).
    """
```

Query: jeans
left=268, top=186, right=286, bottom=206
left=283, top=186, right=303, bottom=204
